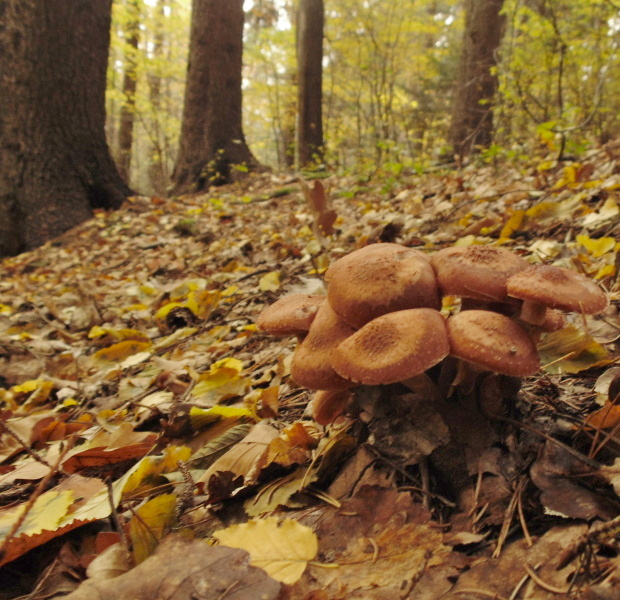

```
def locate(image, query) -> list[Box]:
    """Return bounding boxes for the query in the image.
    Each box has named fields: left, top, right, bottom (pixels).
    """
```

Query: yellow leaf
left=189, top=405, right=254, bottom=429
left=259, top=271, right=281, bottom=292
left=595, top=264, right=616, bottom=279
left=213, top=517, right=318, bottom=584
left=499, top=210, right=524, bottom=239
left=129, top=494, right=177, bottom=564
left=576, top=235, right=616, bottom=257
left=93, top=340, right=152, bottom=364
left=0, top=303, right=12, bottom=316
left=538, top=326, right=610, bottom=374
left=0, top=490, right=74, bottom=541
left=154, top=302, right=185, bottom=320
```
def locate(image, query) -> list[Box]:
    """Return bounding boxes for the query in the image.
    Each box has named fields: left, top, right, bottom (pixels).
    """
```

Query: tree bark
left=0, top=0, right=131, bottom=257
left=117, top=0, right=141, bottom=184
left=449, top=0, right=505, bottom=159
left=296, top=0, right=324, bottom=167
left=171, top=0, right=257, bottom=194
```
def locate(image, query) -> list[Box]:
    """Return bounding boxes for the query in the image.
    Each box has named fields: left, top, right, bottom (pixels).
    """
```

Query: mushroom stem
left=519, top=300, right=547, bottom=326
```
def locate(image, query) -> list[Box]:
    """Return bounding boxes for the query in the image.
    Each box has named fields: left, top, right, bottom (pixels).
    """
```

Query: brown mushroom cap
left=257, top=294, right=325, bottom=336
left=447, top=310, right=540, bottom=376
left=290, top=301, right=355, bottom=390
left=331, top=308, right=450, bottom=385
left=430, top=245, right=529, bottom=302
left=507, top=264, right=609, bottom=314
left=325, top=243, right=440, bottom=328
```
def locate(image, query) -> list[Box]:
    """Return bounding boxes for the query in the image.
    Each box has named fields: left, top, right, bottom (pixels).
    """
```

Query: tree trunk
left=117, top=0, right=141, bottom=184
left=0, top=0, right=131, bottom=257
left=296, top=0, right=324, bottom=167
left=171, top=0, right=257, bottom=194
left=147, top=0, right=169, bottom=196
left=449, top=0, right=505, bottom=159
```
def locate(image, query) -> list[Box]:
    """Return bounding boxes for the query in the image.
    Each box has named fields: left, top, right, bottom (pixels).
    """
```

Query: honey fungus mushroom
left=290, top=301, right=356, bottom=390
left=446, top=310, right=540, bottom=377
left=325, top=243, right=440, bottom=328
left=431, top=245, right=529, bottom=303
left=257, top=293, right=325, bottom=337
left=507, top=264, right=609, bottom=325
left=332, top=308, right=450, bottom=385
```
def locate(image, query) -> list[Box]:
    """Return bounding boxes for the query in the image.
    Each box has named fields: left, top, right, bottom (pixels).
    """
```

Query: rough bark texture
left=0, top=0, right=132, bottom=257
left=449, top=0, right=505, bottom=159
left=296, top=0, right=324, bottom=167
left=171, top=0, right=257, bottom=194
left=117, top=0, right=141, bottom=184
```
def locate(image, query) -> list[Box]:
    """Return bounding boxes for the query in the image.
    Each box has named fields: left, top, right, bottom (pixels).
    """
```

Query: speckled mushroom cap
left=290, top=301, right=355, bottom=390
left=331, top=308, right=450, bottom=385
left=257, top=293, right=325, bottom=336
left=507, top=264, right=609, bottom=314
left=325, top=243, right=440, bottom=328
left=430, top=245, right=529, bottom=302
left=447, top=310, right=540, bottom=376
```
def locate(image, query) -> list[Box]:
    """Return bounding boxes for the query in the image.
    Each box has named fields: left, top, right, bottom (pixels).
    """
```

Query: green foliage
left=497, top=0, right=620, bottom=155
left=104, top=0, right=620, bottom=188
left=108, top=0, right=191, bottom=193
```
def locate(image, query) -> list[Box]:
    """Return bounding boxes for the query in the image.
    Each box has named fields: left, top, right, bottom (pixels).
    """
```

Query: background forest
left=107, top=0, right=620, bottom=196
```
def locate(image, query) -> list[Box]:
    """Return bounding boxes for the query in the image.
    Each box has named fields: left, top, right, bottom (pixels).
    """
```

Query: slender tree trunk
left=117, top=0, right=141, bottom=184
left=172, top=0, right=257, bottom=194
left=296, top=0, right=324, bottom=167
left=449, top=0, right=505, bottom=159
left=0, top=0, right=131, bottom=257
left=147, top=0, right=169, bottom=195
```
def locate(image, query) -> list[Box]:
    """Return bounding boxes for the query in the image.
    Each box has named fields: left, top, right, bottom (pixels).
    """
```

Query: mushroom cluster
left=257, top=243, right=609, bottom=423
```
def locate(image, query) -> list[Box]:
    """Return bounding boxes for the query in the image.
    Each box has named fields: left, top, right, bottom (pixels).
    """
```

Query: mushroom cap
left=447, top=310, right=540, bottom=376
left=325, top=243, right=440, bottom=328
left=257, top=294, right=325, bottom=336
left=311, top=389, right=352, bottom=425
left=507, top=264, right=609, bottom=314
left=331, top=308, right=450, bottom=385
left=290, top=301, right=355, bottom=390
left=430, top=245, right=529, bottom=302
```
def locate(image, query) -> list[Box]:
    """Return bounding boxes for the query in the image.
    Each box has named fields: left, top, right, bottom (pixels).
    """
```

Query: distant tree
left=449, top=0, right=505, bottom=159
left=172, top=0, right=257, bottom=193
left=117, top=0, right=142, bottom=184
left=0, top=0, right=131, bottom=257
left=296, top=0, right=324, bottom=167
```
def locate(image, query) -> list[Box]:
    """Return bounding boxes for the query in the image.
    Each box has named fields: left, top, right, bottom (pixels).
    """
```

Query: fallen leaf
left=213, top=516, right=318, bottom=584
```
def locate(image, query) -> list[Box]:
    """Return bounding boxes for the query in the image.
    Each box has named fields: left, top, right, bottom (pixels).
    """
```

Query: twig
left=524, top=563, right=569, bottom=594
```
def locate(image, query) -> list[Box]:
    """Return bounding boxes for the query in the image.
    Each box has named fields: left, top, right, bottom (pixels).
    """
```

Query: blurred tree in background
left=104, top=0, right=620, bottom=190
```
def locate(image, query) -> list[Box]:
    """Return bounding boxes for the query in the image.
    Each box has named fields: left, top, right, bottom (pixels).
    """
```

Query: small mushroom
left=506, top=264, right=609, bottom=325
left=257, top=294, right=325, bottom=336
left=290, top=301, right=355, bottom=390
left=431, top=245, right=529, bottom=303
left=310, top=389, right=353, bottom=425
left=447, top=310, right=540, bottom=377
left=331, top=308, right=450, bottom=385
left=325, top=243, right=440, bottom=328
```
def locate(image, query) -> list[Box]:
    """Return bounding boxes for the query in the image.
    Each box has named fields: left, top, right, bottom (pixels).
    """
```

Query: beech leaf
left=213, top=516, right=318, bottom=584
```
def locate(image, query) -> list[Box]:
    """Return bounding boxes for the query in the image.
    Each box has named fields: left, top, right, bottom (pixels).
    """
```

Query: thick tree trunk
left=296, top=0, right=324, bottom=167
left=0, top=0, right=131, bottom=257
left=172, top=0, right=257, bottom=194
left=449, top=0, right=505, bottom=159
left=117, top=0, right=141, bottom=184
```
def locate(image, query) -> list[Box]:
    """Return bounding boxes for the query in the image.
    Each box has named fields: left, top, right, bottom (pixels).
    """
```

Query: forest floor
left=0, top=146, right=619, bottom=600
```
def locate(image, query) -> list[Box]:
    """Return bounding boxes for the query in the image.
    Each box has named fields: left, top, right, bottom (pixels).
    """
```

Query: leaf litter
left=0, top=150, right=619, bottom=598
